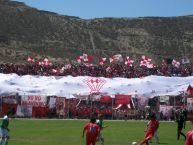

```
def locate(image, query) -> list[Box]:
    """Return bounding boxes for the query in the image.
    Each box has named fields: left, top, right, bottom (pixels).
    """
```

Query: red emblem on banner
left=84, top=77, right=106, bottom=94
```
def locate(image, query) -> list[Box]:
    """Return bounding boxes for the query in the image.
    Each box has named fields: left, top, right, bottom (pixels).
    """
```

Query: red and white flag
left=140, top=55, right=152, bottom=67
left=109, top=57, right=115, bottom=64
left=99, top=58, right=107, bottom=65
left=172, top=59, right=180, bottom=68
left=37, top=61, right=44, bottom=66
left=76, top=55, right=83, bottom=63
left=140, top=60, right=148, bottom=66
left=43, top=58, right=52, bottom=66
left=142, top=55, right=151, bottom=62
left=83, top=53, right=93, bottom=62
left=52, top=69, right=58, bottom=74
left=187, top=85, right=193, bottom=95
left=27, top=56, right=35, bottom=63
left=125, top=57, right=134, bottom=66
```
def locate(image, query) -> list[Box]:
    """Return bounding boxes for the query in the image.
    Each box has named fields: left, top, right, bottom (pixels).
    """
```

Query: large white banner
left=0, top=73, right=193, bottom=97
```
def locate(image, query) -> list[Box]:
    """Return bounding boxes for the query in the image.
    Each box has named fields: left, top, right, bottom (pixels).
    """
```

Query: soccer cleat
left=132, top=142, right=139, bottom=145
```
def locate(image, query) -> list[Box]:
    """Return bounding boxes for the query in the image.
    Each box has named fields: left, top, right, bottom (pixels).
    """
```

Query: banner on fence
left=100, top=96, right=112, bottom=103
left=187, top=98, right=193, bottom=111
left=115, top=95, right=131, bottom=105
left=137, top=97, right=149, bottom=110
left=16, top=105, right=32, bottom=117
left=56, top=97, right=66, bottom=115
left=2, top=96, right=17, bottom=104
left=159, top=105, right=173, bottom=119
left=160, top=96, right=170, bottom=103
left=21, top=96, right=47, bottom=107
left=48, top=97, right=56, bottom=109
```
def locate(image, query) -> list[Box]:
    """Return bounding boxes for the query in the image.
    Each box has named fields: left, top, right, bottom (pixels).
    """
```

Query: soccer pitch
left=9, top=119, right=191, bottom=145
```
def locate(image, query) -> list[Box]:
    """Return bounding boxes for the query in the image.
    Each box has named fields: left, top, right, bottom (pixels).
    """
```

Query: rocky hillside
left=0, top=0, right=193, bottom=64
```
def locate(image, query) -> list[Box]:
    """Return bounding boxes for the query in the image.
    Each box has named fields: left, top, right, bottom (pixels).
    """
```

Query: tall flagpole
left=174, top=95, right=176, bottom=108
left=111, top=95, right=114, bottom=120
left=183, top=91, right=186, bottom=107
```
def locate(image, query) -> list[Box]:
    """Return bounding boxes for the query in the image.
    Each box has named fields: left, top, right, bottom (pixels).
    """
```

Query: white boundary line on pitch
left=5, top=118, right=179, bottom=123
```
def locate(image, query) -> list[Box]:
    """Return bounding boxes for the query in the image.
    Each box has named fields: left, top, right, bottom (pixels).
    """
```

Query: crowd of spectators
left=0, top=63, right=192, bottom=78
left=68, top=100, right=112, bottom=119
left=1, top=94, right=190, bottom=120
left=61, top=99, right=148, bottom=120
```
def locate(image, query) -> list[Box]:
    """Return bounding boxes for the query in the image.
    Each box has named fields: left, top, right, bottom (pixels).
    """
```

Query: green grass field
left=8, top=119, right=192, bottom=145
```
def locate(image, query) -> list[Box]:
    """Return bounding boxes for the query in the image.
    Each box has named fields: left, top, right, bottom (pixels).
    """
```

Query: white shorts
left=0, top=128, right=9, bottom=138
left=97, top=132, right=104, bottom=141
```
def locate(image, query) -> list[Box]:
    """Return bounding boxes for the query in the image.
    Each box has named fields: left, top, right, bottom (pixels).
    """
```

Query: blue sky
left=14, top=0, right=193, bottom=19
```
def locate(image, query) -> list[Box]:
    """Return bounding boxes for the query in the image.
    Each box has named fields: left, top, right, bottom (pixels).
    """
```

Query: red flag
left=142, top=55, right=151, bottom=62
left=140, top=55, right=152, bottom=67
left=37, top=61, right=44, bottom=66
left=76, top=55, right=83, bottom=63
left=99, top=58, right=107, bottom=65
left=187, top=85, right=193, bottom=95
left=125, top=57, right=134, bottom=66
left=140, top=60, right=148, bottom=66
left=27, top=56, right=35, bottom=63
left=172, top=59, right=180, bottom=68
left=83, top=53, right=93, bottom=62
left=100, top=96, right=112, bottom=103
left=109, top=57, right=115, bottom=64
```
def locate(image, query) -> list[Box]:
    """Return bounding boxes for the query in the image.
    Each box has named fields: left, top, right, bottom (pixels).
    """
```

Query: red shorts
left=86, top=137, right=97, bottom=145
left=145, top=131, right=154, bottom=141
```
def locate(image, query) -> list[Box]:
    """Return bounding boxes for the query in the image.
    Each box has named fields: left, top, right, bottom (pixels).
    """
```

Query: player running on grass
left=0, top=109, right=14, bottom=145
left=96, top=114, right=108, bottom=145
left=186, top=119, right=193, bottom=145
left=138, top=113, right=159, bottom=145
left=146, top=115, right=159, bottom=144
left=176, top=111, right=186, bottom=141
left=82, top=118, right=100, bottom=145
left=186, top=129, right=193, bottom=145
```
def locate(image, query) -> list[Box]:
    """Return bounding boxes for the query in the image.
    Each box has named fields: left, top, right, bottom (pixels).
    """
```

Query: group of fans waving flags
left=27, top=53, right=183, bottom=69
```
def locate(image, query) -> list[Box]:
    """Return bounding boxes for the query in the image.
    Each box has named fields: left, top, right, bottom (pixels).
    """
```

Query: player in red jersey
left=82, top=118, right=100, bottom=145
left=146, top=116, right=159, bottom=144
left=186, top=120, right=193, bottom=145
left=139, top=113, right=159, bottom=145
left=186, top=130, right=193, bottom=145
